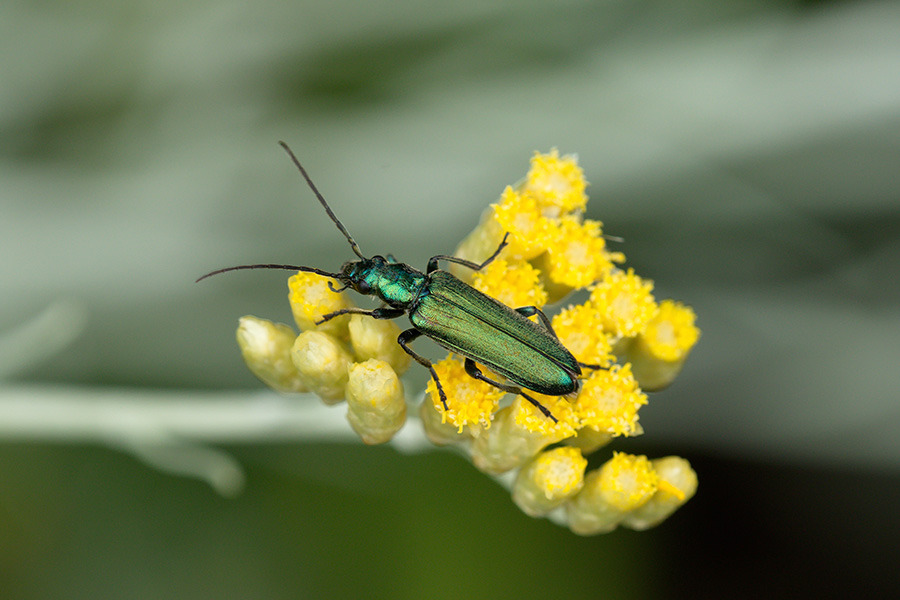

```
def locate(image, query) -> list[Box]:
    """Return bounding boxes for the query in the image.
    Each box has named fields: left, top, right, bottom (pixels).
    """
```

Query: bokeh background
left=3, top=0, right=899, bottom=598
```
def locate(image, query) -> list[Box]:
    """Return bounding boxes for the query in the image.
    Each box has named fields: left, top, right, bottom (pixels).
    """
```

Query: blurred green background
left=2, top=0, right=899, bottom=597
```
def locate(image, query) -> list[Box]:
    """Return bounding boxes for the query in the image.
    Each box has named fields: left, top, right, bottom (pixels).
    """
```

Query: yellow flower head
left=426, top=355, right=505, bottom=433
left=492, top=187, right=559, bottom=260
left=546, top=218, right=618, bottom=289
left=590, top=268, right=659, bottom=338
left=573, top=364, right=647, bottom=437
left=597, top=452, right=659, bottom=511
left=288, top=271, right=354, bottom=338
left=517, top=446, right=588, bottom=511
left=620, top=456, right=698, bottom=531
left=551, top=302, right=614, bottom=367
left=513, top=393, right=578, bottom=438
left=640, top=300, right=701, bottom=362
left=532, top=447, right=587, bottom=498
left=524, top=148, right=588, bottom=215
left=471, top=258, right=548, bottom=309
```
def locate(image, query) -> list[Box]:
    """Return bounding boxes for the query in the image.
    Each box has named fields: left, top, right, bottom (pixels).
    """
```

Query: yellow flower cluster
left=235, top=149, right=700, bottom=534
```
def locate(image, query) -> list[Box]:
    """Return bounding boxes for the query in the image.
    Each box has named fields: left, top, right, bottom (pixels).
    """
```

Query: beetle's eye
left=356, top=280, right=371, bottom=294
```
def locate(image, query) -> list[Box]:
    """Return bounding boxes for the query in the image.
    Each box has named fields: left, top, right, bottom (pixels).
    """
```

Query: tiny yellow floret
left=573, top=364, right=647, bottom=437
left=471, top=258, right=548, bottom=309
left=524, top=148, right=588, bottom=214
left=426, top=355, right=505, bottom=432
left=590, top=268, right=659, bottom=339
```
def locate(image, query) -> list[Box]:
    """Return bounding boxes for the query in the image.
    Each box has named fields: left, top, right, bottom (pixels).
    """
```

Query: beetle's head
left=339, top=256, right=387, bottom=295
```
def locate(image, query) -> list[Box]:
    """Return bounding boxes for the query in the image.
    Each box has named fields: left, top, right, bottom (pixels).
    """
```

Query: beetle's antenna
left=278, top=141, right=365, bottom=259
left=196, top=264, right=340, bottom=283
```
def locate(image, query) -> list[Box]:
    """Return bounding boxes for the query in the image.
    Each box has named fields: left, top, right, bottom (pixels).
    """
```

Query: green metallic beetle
left=198, top=142, right=591, bottom=421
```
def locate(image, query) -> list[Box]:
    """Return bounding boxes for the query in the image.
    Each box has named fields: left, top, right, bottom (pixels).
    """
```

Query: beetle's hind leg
left=514, top=305, right=556, bottom=334
left=397, top=329, right=449, bottom=411
left=463, top=359, right=558, bottom=423
left=514, top=306, right=606, bottom=373
left=577, top=361, right=606, bottom=371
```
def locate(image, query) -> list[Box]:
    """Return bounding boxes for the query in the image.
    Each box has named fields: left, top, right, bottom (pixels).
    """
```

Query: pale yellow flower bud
left=529, top=251, right=578, bottom=305
left=290, top=330, right=353, bottom=404
left=236, top=316, right=307, bottom=393
left=566, top=452, right=659, bottom=535
left=345, top=359, right=406, bottom=445
left=624, top=300, right=700, bottom=391
left=348, top=314, right=410, bottom=375
left=419, top=399, right=471, bottom=446
left=563, top=427, right=613, bottom=455
left=622, top=456, right=698, bottom=530
left=513, top=447, right=587, bottom=517
left=471, top=398, right=568, bottom=474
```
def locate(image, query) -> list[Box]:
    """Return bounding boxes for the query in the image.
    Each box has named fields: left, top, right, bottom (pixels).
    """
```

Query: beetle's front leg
left=463, top=359, right=558, bottom=423
left=316, top=307, right=405, bottom=325
left=397, top=329, right=449, bottom=411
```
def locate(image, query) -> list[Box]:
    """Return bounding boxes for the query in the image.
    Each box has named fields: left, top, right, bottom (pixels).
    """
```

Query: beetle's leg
left=514, top=306, right=606, bottom=373
left=397, top=329, right=449, bottom=411
left=514, top=306, right=557, bottom=336
left=326, top=280, right=351, bottom=293
left=577, top=362, right=605, bottom=371
left=316, top=307, right=405, bottom=325
left=426, top=233, right=510, bottom=274
left=463, top=359, right=558, bottom=423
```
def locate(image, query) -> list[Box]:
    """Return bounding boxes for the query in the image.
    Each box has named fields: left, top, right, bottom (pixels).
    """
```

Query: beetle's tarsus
left=577, top=361, right=606, bottom=370
left=316, top=307, right=370, bottom=324
left=519, top=391, right=558, bottom=423
left=327, top=280, right=350, bottom=294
